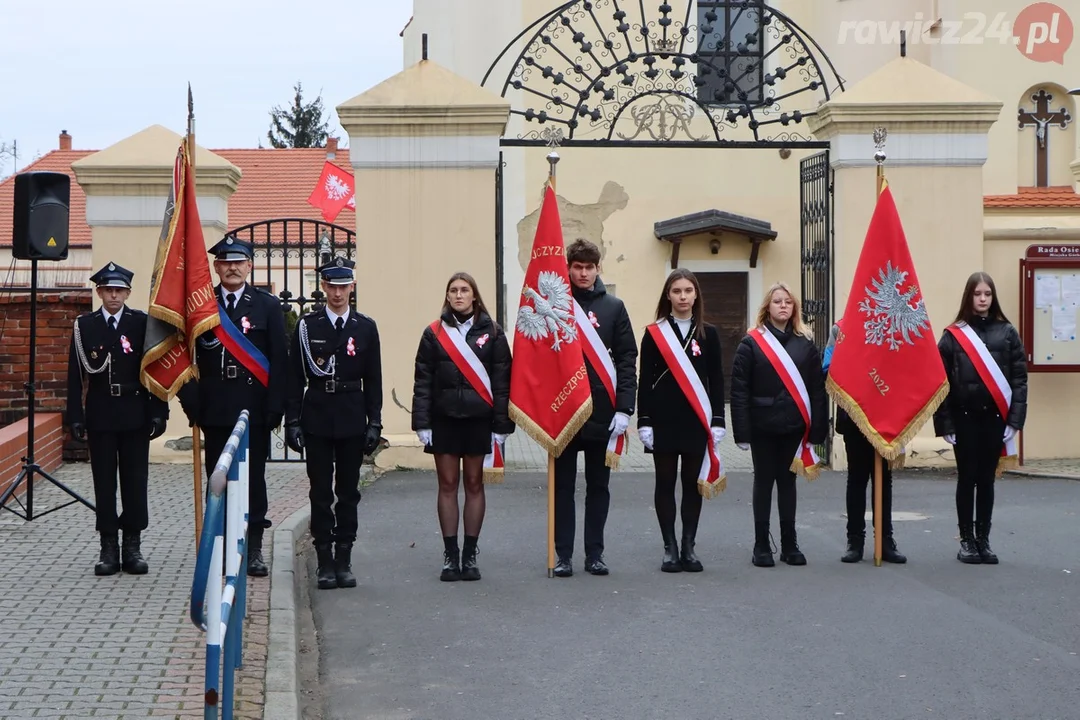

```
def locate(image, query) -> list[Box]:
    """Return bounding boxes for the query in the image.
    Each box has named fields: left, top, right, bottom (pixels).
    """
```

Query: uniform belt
left=314, top=379, right=363, bottom=394
left=92, top=381, right=143, bottom=397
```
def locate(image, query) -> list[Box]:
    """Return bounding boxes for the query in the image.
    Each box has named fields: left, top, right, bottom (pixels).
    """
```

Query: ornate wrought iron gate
left=800, top=150, right=833, bottom=350
left=225, top=218, right=356, bottom=462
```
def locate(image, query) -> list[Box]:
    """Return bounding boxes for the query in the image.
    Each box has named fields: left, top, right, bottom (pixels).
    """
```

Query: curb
left=263, top=501, right=311, bottom=720
left=1006, top=468, right=1080, bottom=481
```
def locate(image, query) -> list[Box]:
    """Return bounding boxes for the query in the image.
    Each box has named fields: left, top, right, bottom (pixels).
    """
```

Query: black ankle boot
left=95, top=533, right=120, bottom=576
left=121, top=531, right=149, bottom=575
left=752, top=522, right=774, bottom=567
left=779, top=521, right=806, bottom=566
left=460, top=539, right=481, bottom=581
left=882, top=536, right=907, bottom=564
left=841, top=534, right=864, bottom=563
left=661, top=527, right=682, bottom=573
left=247, top=528, right=268, bottom=577
left=334, top=542, right=357, bottom=588
left=441, top=548, right=461, bottom=581
left=957, top=524, right=982, bottom=564
left=974, top=521, right=998, bottom=564
left=315, top=543, right=337, bottom=589
left=680, top=528, right=703, bottom=572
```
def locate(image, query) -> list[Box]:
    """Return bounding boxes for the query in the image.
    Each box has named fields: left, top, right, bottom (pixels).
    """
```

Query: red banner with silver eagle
left=139, top=140, right=220, bottom=401
left=509, top=184, right=593, bottom=457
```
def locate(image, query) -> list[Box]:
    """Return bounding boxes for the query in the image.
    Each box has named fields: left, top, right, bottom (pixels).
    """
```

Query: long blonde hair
left=753, top=282, right=813, bottom=339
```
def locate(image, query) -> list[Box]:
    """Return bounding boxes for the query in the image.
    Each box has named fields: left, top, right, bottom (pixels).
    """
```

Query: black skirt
left=427, top=415, right=492, bottom=456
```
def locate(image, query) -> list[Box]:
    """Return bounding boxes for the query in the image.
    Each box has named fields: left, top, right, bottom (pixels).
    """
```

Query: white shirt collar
left=102, top=307, right=123, bottom=324
left=221, top=284, right=246, bottom=303
left=456, top=315, right=474, bottom=335
left=326, top=307, right=350, bottom=326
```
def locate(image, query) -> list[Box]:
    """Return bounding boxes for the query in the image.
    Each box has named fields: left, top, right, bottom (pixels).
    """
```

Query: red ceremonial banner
left=826, top=180, right=948, bottom=459
left=140, top=140, right=220, bottom=401
left=307, top=161, right=355, bottom=223
left=508, top=185, right=593, bottom=457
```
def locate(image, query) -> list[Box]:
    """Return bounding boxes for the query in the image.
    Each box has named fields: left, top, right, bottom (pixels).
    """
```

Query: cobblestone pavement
left=0, top=460, right=310, bottom=719
left=1007, top=457, right=1080, bottom=479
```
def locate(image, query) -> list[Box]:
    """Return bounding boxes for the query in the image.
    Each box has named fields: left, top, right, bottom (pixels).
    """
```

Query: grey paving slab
left=311, top=469, right=1080, bottom=720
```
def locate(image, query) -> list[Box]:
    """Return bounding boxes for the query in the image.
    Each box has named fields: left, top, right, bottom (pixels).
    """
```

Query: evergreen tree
left=267, top=82, right=330, bottom=149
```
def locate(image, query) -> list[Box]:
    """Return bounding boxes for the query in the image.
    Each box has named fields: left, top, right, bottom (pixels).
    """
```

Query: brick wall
left=0, top=413, right=64, bottom=499
left=0, top=290, right=92, bottom=460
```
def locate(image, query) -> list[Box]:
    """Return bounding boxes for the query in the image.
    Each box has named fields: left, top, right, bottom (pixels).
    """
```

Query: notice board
left=1020, top=244, right=1080, bottom=371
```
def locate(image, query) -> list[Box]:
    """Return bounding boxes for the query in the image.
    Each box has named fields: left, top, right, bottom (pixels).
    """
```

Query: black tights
left=750, top=433, right=803, bottom=524
left=653, top=449, right=705, bottom=536
left=434, top=454, right=485, bottom=538
left=954, top=412, right=1005, bottom=527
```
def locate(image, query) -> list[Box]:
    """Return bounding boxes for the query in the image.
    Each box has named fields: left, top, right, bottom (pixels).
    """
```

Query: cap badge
left=335, top=257, right=344, bottom=267
left=226, top=237, right=234, bottom=245
left=108, top=263, right=116, bottom=271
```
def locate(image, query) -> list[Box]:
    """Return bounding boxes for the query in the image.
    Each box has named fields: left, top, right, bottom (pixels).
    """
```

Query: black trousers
left=844, top=430, right=892, bottom=537
left=88, top=428, right=150, bottom=534
left=652, top=447, right=706, bottom=536
left=203, top=424, right=271, bottom=535
left=554, top=437, right=611, bottom=561
left=750, top=432, right=803, bottom=525
left=305, top=433, right=364, bottom=545
left=953, top=410, right=1005, bottom=527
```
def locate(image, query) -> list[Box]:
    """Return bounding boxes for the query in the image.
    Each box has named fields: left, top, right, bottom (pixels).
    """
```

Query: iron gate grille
left=225, top=218, right=357, bottom=462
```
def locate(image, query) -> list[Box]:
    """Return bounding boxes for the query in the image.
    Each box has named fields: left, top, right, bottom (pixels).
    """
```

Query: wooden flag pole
left=545, top=150, right=560, bottom=578
left=872, top=127, right=887, bottom=568
left=188, top=84, right=204, bottom=548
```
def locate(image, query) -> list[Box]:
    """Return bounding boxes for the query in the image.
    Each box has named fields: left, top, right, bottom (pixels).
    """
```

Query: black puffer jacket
left=730, top=323, right=827, bottom=444
left=572, top=278, right=638, bottom=443
left=411, top=310, right=514, bottom=434
left=932, top=316, right=1027, bottom=436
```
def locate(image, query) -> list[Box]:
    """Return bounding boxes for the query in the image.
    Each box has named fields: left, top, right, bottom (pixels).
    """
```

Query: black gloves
left=363, top=424, right=382, bottom=456
left=148, top=418, right=167, bottom=440
left=71, top=423, right=87, bottom=442
left=285, top=422, right=305, bottom=454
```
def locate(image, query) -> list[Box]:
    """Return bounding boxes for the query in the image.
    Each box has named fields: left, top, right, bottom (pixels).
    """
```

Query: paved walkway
left=0, top=460, right=311, bottom=719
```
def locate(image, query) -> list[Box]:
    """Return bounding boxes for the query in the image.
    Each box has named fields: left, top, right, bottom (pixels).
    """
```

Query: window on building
left=696, top=1, right=765, bottom=106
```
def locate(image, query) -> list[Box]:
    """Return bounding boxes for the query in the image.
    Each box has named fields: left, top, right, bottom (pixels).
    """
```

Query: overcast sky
left=0, top=0, right=414, bottom=175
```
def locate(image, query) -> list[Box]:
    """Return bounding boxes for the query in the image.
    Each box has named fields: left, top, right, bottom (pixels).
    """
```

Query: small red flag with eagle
left=307, top=160, right=355, bottom=223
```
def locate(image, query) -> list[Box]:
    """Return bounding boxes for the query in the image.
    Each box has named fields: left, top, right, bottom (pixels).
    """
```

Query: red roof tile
left=984, top=186, right=1080, bottom=208
left=0, top=146, right=355, bottom=249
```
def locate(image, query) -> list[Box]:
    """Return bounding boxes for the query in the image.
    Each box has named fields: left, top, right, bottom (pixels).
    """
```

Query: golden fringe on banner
left=826, top=375, right=951, bottom=461
left=509, top=396, right=593, bottom=460
left=790, top=458, right=822, bottom=482
left=605, top=449, right=620, bottom=471
left=996, top=454, right=1019, bottom=478
left=698, top=475, right=727, bottom=499
left=483, top=468, right=505, bottom=485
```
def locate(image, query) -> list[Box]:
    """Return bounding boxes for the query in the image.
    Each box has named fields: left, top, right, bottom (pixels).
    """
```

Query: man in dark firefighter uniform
left=67, top=262, right=168, bottom=576
left=179, top=235, right=288, bottom=577
left=285, top=257, right=383, bottom=590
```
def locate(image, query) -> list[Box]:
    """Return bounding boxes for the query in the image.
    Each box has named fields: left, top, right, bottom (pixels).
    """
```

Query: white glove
left=1003, top=426, right=1017, bottom=443
left=493, top=433, right=507, bottom=445
left=609, top=412, right=631, bottom=436
left=416, top=429, right=432, bottom=446
left=711, top=427, right=726, bottom=446
left=737, top=443, right=750, bottom=451
left=638, top=427, right=654, bottom=450
left=943, top=434, right=956, bottom=446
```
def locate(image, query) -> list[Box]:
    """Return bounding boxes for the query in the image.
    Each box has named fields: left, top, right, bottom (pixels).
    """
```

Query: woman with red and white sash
left=637, top=269, right=726, bottom=573
left=933, top=272, right=1027, bottom=565
left=411, top=273, right=514, bottom=582
left=730, top=282, right=827, bottom=568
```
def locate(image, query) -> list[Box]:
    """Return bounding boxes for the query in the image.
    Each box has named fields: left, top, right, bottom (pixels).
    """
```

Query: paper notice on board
left=1051, top=305, right=1076, bottom=342
left=1036, top=274, right=1061, bottom=308
left=1061, top=274, right=1080, bottom=306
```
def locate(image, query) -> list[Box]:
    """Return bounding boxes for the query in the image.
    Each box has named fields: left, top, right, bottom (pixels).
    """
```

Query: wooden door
left=697, top=272, right=749, bottom=384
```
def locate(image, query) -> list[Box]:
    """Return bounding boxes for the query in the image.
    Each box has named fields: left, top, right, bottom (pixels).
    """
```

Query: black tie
left=226, top=293, right=236, bottom=314
left=335, top=316, right=344, bottom=332
left=108, top=316, right=117, bottom=331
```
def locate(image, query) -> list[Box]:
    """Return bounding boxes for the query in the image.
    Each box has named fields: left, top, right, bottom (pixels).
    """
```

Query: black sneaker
left=584, top=556, right=609, bottom=575
left=553, top=557, right=573, bottom=577
left=440, top=550, right=461, bottom=582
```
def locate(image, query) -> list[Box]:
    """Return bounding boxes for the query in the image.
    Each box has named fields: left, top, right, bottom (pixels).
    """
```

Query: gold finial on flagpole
left=873, top=126, right=888, bottom=196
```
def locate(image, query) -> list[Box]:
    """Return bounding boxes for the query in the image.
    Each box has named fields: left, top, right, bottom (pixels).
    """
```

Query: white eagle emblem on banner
left=859, top=261, right=931, bottom=351
left=516, top=271, right=578, bottom=351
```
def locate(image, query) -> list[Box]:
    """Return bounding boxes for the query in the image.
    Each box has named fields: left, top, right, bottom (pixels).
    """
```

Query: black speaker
left=12, top=171, right=70, bottom=261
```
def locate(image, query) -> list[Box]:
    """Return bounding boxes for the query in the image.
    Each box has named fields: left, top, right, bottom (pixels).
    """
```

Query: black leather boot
left=841, top=533, right=864, bottom=563
left=752, top=522, right=774, bottom=567
left=974, top=521, right=998, bottom=564
left=121, top=531, right=149, bottom=575
left=440, top=548, right=461, bottom=581
left=680, top=527, right=703, bottom=572
left=334, top=542, right=357, bottom=588
left=882, top=536, right=907, bottom=564
left=315, top=543, right=337, bottom=589
left=460, top=542, right=481, bottom=582
left=95, top=533, right=120, bottom=576
left=957, top=524, right=982, bottom=564
left=661, top=527, right=681, bottom=573
left=247, top=528, right=268, bottom=577
left=779, top=521, right=807, bottom=566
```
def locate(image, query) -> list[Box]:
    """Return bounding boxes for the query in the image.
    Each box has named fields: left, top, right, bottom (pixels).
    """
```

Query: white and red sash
left=430, top=320, right=504, bottom=482
left=645, top=321, right=725, bottom=497
left=747, top=326, right=821, bottom=480
left=945, top=322, right=1018, bottom=471
left=573, top=300, right=626, bottom=469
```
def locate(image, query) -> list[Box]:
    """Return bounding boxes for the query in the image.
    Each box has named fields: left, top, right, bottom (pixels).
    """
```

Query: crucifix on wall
left=1017, top=89, right=1072, bottom=187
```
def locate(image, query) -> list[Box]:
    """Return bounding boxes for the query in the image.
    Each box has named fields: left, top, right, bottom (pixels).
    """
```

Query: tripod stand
left=0, top=257, right=95, bottom=520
